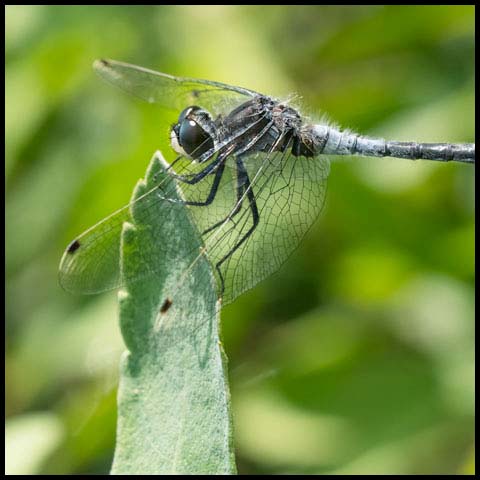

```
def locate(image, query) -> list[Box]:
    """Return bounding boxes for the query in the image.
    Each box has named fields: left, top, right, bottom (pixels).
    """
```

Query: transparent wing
left=59, top=146, right=329, bottom=300
left=58, top=156, right=175, bottom=294
left=59, top=59, right=266, bottom=295
left=61, top=60, right=329, bottom=300
left=59, top=101, right=275, bottom=295
left=93, top=59, right=257, bottom=116
left=187, top=149, right=330, bottom=304
left=58, top=151, right=229, bottom=295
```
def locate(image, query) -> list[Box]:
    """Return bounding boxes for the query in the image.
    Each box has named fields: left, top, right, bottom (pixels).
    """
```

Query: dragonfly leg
left=159, top=157, right=227, bottom=207
left=202, top=158, right=247, bottom=235
left=214, top=156, right=259, bottom=296
left=181, top=160, right=226, bottom=207
left=169, top=149, right=231, bottom=185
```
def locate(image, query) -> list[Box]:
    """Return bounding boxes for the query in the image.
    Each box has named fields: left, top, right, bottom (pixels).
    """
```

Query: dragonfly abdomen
left=309, top=125, right=475, bottom=163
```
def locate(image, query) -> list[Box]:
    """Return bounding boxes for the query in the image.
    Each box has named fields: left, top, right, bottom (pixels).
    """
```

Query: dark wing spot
left=97, top=58, right=109, bottom=67
left=160, top=298, right=173, bottom=314
left=67, top=239, right=81, bottom=254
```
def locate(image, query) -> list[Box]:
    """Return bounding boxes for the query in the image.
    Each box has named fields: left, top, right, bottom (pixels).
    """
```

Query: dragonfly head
left=170, top=106, right=216, bottom=162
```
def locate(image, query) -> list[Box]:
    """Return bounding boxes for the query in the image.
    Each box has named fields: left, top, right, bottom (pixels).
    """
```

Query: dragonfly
left=59, top=59, right=475, bottom=305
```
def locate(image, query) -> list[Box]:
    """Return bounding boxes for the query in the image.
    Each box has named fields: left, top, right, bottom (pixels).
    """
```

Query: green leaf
left=110, top=152, right=236, bottom=475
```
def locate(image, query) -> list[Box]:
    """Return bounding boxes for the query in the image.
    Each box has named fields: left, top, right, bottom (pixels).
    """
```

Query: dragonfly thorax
left=170, top=95, right=317, bottom=166
left=213, top=96, right=314, bottom=158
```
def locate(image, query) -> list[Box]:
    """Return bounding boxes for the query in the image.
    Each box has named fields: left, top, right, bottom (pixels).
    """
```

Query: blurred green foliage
left=5, top=5, right=474, bottom=475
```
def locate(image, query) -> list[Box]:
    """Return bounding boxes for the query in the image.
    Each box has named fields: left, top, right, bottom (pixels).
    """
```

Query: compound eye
left=177, top=105, right=201, bottom=124
left=178, top=119, right=214, bottom=159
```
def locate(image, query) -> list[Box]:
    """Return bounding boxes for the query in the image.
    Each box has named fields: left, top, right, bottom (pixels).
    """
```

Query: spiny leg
left=159, top=151, right=229, bottom=207
left=180, top=160, right=226, bottom=207
left=169, top=151, right=226, bottom=185
left=215, top=156, right=260, bottom=296
left=202, top=157, right=248, bottom=235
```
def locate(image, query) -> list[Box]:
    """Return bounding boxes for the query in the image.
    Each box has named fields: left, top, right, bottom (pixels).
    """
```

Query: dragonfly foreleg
left=160, top=156, right=227, bottom=207
left=169, top=151, right=228, bottom=185
left=181, top=160, right=226, bottom=207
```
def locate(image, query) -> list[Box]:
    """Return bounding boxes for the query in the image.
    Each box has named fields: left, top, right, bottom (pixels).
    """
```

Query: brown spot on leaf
left=67, top=239, right=81, bottom=254
left=160, top=298, right=173, bottom=314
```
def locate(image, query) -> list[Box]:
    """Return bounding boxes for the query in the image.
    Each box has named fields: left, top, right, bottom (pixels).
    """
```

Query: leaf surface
left=111, top=152, right=236, bottom=475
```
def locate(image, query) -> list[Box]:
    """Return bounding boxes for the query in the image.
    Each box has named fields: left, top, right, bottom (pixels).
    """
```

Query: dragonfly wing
left=58, top=100, right=273, bottom=295
left=93, top=59, right=257, bottom=116
left=182, top=148, right=330, bottom=304
left=59, top=155, right=191, bottom=294
left=62, top=61, right=328, bottom=300
left=59, top=147, right=329, bottom=299
left=59, top=203, right=129, bottom=294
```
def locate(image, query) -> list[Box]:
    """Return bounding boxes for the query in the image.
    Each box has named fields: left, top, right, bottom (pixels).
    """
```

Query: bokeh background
left=5, top=5, right=474, bottom=475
